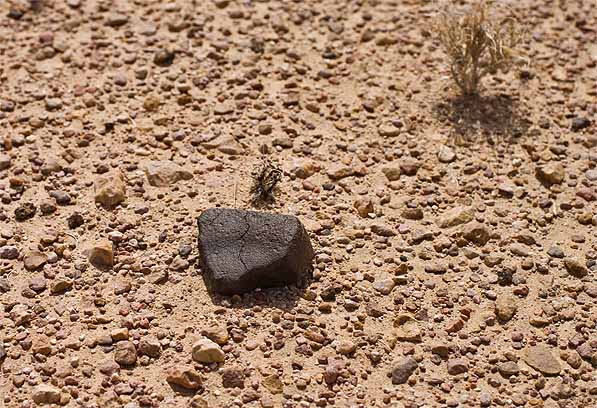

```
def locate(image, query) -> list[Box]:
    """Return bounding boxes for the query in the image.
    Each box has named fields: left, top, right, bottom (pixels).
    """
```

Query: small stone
left=114, top=341, right=137, bottom=366
left=337, top=340, right=356, bottom=355
left=23, top=251, right=48, bottom=271
left=354, top=198, right=374, bottom=218
left=571, top=117, right=591, bottom=132
left=498, top=361, right=520, bottom=377
left=192, top=338, right=225, bottom=363
left=495, top=294, right=517, bottom=322
left=564, top=258, right=588, bottom=278
left=447, top=358, right=468, bottom=375
left=262, top=374, right=283, bottom=394
left=390, top=357, right=418, bottom=384
left=40, top=201, right=57, bottom=215
left=105, top=12, right=129, bottom=27
left=222, top=366, right=244, bottom=388
left=138, top=336, right=161, bottom=358
left=32, top=384, right=61, bottom=405
left=394, top=314, right=422, bottom=342
left=88, top=240, right=114, bottom=268
left=50, top=277, right=72, bottom=293
left=111, top=328, right=129, bottom=341
left=382, top=166, right=400, bottom=181
left=94, top=171, right=126, bottom=208
left=0, top=245, right=19, bottom=260
left=438, top=145, right=456, bottom=163
left=49, top=190, right=71, bottom=205
left=15, top=202, right=37, bottom=221
left=143, top=94, right=161, bottom=111
left=203, top=327, right=229, bottom=345
left=536, top=163, right=565, bottom=186
left=145, top=161, right=192, bottom=187
left=399, top=159, right=420, bottom=176
left=214, top=102, right=235, bottom=115
left=67, top=212, right=84, bottom=229
left=0, top=153, right=11, bottom=170
left=45, top=98, right=62, bottom=110
left=462, top=222, right=490, bottom=246
left=437, top=206, right=474, bottom=228
left=166, top=366, right=203, bottom=390
left=373, top=276, right=396, bottom=295
left=402, top=207, right=423, bottom=220
left=524, top=345, right=561, bottom=375
left=29, top=276, right=47, bottom=293
left=113, top=72, right=127, bottom=86
left=327, top=164, right=354, bottom=180
left=547, top=246, right=565, bottom=258
left=577, top=187, right=596, bottom=202
left=379, top=124, right=400, bottom=137
left=445, top=319, right=464, bottom=333
left=371, top=224, right=396, bottom=237
left=154, top=49, right=175, bottom=66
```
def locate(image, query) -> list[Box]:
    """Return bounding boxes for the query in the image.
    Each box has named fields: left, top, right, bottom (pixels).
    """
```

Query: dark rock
left=222, top=366, right=245, bottom=388
left=49, top=190, right=71, bottom=205
left=0, top=246, right=19, bottom=260
left=7, top=9, right=24, bottom=20
left=197, top=208, right=314, bottom=295
left=154, top=49, right=175, bottom=66
left=547, top=246, right=565, bottom=258
left=67, top=212, right=85, bottom=229
left=390, top=357, right=418, bottom=384
left=571, top=117, right=591, bottom=132
left=564, top=258, right=588, bottom=278
left=15, top=202, right=37, bottom=221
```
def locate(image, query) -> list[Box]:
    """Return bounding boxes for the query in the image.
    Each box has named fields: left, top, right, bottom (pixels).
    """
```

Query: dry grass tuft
left=249, top=159, right=283, bottom=206
left=433, top=0, right=526, bottom=95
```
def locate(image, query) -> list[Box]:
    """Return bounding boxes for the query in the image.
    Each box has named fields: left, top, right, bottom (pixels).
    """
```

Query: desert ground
left=0, top=0, right=595, bottom=407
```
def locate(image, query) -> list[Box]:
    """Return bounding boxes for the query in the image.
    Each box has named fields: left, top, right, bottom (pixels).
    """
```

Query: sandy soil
left=0, top=0, right=595, bottom=407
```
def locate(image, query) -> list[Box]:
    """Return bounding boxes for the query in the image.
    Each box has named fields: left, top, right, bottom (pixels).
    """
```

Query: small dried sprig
left=249, top=159, right=282, bottom=205
left=433, top=1, right=526, bottom=95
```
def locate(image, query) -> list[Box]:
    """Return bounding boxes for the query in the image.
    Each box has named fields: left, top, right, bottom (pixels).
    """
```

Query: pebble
left=23, top=250, right=48, bottom=271
left=437, top=206, right=474, bottom=228
left=438, top=145, right=456, bottom=163
left=32, top=384, right=61, bottom=405
left=390, top=357, right=418, bottom=384
left=495, top=294, right=517, bottom=322
left=192, top=338, right=225, bottom=363
left=221, top=366, right=245, bottom=388
left=154, top=49, right=175, bottom=66
left=88, top=240, right=114, bottom=268
left=524, top=345, right=561, bottom=375
left=14, top=202, right=37, bottom=221
left=536, top=163, right=565, bottom=185
left=447, top=358, right=468, bottom=375
left=166, top=366, right=203, bottom=390
left=563, top=258, right=588, bottom=278
left=145, top=161, right=193, bottom=187
left=0, top=153, right=11, bottom=170
left=114, top=341, right=137, bottom=366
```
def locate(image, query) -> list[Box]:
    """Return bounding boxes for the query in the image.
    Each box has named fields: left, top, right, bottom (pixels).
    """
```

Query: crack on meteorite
left=237, top=212, right=251, bottom=272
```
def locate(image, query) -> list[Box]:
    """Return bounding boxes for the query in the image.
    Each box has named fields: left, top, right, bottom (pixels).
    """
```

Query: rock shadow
left=202, top=272, right=310, bottom=312
left=433, top=94, right=531, bottom=145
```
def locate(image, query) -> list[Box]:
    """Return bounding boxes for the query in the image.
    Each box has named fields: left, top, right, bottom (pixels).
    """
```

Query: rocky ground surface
left=0, top=0, right=596, bottom=407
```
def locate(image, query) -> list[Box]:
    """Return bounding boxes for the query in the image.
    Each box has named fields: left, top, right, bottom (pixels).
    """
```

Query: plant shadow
left=433, top=94, right=531, bottom=145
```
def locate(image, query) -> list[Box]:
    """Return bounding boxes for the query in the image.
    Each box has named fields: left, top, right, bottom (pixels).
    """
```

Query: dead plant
left=249, top=158, right=282, bottom=205
left=433, top=1, right=526, bottom=95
